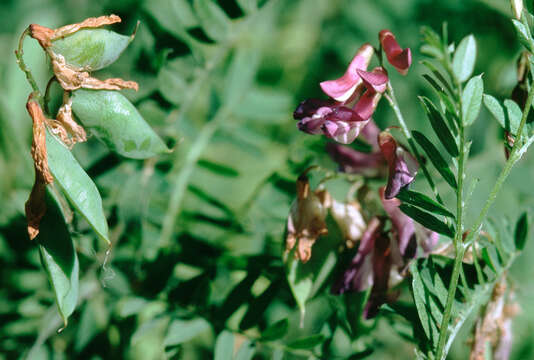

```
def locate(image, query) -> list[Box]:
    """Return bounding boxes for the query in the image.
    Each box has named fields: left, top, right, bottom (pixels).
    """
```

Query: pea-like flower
left=331, top=187, right=438, bottom=319
left=379, top=30, right=412, bottom=75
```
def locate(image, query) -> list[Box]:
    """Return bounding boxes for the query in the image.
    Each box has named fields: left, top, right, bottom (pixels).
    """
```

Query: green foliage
left=1, top=0, right=533, bottom=359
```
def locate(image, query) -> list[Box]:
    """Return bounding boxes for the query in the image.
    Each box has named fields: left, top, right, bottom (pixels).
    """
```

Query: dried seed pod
left=71, top=89, right=170, bottom=159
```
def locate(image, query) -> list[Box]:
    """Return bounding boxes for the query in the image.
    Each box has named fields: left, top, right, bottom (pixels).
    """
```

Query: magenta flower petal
left=326, top=143, right=384, bottom=174
left=293, top=98, right=337, bottom=119
left=357, top=67, right=388, bottom=93
left=363, top=233, right=393, bottom=319
left=353, top=90, right=382, bottom=121
left=379, top=30, right=412, bottom=75
left=378, top=132, right=418, bottom=199
left=379, top=187, right=416, bottom=259
left=320, top=43, right=374, bottom=102
left=331, top=217, right=383, bottom=294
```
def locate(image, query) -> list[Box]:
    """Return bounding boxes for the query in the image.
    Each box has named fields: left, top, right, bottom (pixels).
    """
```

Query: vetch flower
left=330, top=199, right=366, bottom=248
left=331, top=186, right=438, bottom=318
left=378, top=131, right=418, bottom=199
left=379, top=30, right=412, bottom=75
left=320, top=43, right=374, bottom=102
left=294, top=99, right=370, bottom=144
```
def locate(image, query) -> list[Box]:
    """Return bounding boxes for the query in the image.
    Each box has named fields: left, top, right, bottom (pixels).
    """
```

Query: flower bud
left=379, top=30, right=412, bottom=75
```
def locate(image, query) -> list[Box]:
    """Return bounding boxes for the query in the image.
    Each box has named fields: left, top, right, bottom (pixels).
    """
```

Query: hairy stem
left=385, top=83, right=445, bottom=205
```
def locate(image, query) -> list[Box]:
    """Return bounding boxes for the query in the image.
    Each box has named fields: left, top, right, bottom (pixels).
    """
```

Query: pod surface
left=51, top=29, right=130, bottom=71
left=71, top=89, right=169, bottom=159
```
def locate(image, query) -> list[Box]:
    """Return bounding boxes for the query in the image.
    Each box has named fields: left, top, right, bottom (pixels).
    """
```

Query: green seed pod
left=50, top=28, right=132, bottom=71
left=71, top=89, right=170, bottom=159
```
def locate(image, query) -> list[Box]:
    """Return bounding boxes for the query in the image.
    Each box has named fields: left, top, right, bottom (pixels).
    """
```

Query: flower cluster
left=293, top=30, right=411, bottom=144
left=287, top=30, right=439, bottom=318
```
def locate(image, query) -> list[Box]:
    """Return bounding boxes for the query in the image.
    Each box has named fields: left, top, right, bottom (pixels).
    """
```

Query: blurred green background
left=1, top=0, right=533, bottom=359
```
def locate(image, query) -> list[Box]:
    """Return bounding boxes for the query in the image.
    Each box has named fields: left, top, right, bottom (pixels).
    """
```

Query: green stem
left=436, top=79, right=465, bottom=359
left=15, top=27, right=44, bottom=109
left=385, top=83, right=445, bottom=205
left=465, top=69, right=534, bottom=247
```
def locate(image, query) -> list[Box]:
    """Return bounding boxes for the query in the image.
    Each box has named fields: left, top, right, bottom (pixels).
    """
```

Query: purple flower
left=331, top=187, right=439, bottom=319
left=294, top=99, right=369, bottom=144
left=378, top=132, right=418, bottom=199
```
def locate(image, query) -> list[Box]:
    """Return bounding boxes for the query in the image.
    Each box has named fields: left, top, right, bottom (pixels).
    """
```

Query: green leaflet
left=512, top=19, right=534, bottom=52
left=412, top=130, right=457, bottom=189
left=461, top=75, right=483, bottom=126
left=193, top=0, right=232, bottom=41
left=399, top=204, right=455, bottom=238
left=38, top=191, right=79, bottom=326
left=287, top=334, right=325, bottom=349
left=504, top=99, right=524, bottom=135
left=483, top=94, right=506, bottom=129
left=396, top=188, right=455, bottom=219
left=261, top=318, right=289, bottom=341
left=214, top=331, right=234, bottom=360
left=51, top=28, right=133, bottom=71
left=46, top=129, right=110, bottom=244
left=71, top=90, right=170, bottom=159
left=515, top=212, right=529, bottom=250
left=452, top=34, right=476, bottom=83
left=419, top=96, right=458, bottom=157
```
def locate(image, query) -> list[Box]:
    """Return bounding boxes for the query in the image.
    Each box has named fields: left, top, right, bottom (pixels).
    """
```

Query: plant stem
left=385, top=83, right=445, bottom=205
left=464, top=75, right=534, bottom=246
left=435, top=77, right=466, bottom=359
left=15, top=27, right=44, bottom=109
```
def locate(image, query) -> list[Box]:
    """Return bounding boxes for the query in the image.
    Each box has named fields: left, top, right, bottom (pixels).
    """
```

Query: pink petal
left=320, top=43, right=374, bottom=102
left=379, top=187, right=416, bottom=258
left=357, top=67, right=388, bottom=93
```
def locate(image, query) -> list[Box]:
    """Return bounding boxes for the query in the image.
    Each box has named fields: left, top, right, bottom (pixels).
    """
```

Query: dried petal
left=55, top=94, right=87, bottom=146
left=285, top=176, right=329, bottom=263
left=51, top=54, right=138, bottom=91
left=25, top=96, right=54, bottom=240
left=30, top=15, right=121, bottom=48
left=379, top=30, right=412, bottom=75
left=320, top=43, right=374, bottom=102
left=51, top=15, right=121, bottom=40
left=26, top=98, right=53, bottom=184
